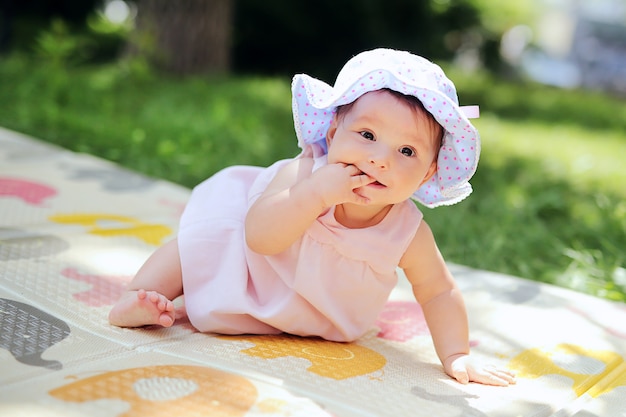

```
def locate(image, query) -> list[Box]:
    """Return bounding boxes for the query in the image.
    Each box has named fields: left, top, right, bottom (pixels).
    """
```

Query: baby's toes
left=152, top=293, right=173, bottom=312
left=154, top=296, right=168, bottom=311
left=159, top=312, right=175, bottom=327
left=146, top=291, right=160, bottom=304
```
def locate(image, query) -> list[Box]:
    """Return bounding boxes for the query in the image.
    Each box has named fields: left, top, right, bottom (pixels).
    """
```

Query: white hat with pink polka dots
left=291, top=48, right=481, bottom=208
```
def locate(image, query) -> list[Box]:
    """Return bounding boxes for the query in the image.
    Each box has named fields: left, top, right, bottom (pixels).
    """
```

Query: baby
left=110, top=48, right=516, bottom=386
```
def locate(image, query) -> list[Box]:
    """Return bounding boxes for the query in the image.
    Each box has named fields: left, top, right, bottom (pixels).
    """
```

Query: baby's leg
left=109, top=239, right=183, bottom=328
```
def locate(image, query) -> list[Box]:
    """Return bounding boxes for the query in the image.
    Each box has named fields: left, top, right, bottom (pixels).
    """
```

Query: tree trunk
left=132, top=0, right=232, bottom=76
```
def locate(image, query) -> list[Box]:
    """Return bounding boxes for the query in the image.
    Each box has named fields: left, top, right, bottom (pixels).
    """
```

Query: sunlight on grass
left=475, top=114, right=626, bottom=197
left=424, top=109, right=625, bottom=302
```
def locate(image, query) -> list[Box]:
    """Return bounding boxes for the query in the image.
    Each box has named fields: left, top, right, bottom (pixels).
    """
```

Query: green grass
left=1, top=54, right=625, bottom=302
left=0, top=56, right=298, bottom=186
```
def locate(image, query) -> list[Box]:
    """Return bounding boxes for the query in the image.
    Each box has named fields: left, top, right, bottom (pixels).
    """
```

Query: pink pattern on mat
left=61, top=267, right=131, bottom=307
left=376, top=301, right=430, bottom=342
left=0, top=177, right=57, bottom=206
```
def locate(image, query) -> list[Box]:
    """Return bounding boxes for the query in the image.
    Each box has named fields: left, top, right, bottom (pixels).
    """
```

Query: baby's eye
left=360, top=131, right=375, bottom=141
left=400, top=146, right=416, bottom=157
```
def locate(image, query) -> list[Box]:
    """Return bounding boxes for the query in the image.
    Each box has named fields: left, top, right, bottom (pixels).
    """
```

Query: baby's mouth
left=359, top=169, right=385, bottom=187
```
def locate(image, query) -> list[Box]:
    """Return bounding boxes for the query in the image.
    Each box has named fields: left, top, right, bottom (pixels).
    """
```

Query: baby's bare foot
left=109, top=289, right=175, bottom=328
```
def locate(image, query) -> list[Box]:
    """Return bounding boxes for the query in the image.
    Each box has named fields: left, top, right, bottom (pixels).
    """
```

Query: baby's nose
left=368, top=146, right=390, bottom=168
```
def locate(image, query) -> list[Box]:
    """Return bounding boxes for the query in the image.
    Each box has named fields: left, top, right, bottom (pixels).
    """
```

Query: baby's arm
left=401, top=221, right=516, bottom=386
left=245, top=157, right=374, bottom=255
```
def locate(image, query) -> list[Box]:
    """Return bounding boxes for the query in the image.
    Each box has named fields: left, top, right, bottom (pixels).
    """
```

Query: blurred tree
left=231, top=0, right=482, bottom=80
left=464, top=0, right=541, bottom=71
left=129, top=0, right=233, bottom=75
left=466, top=0, right=539, bottom=34
left=2, top=0, right=526, bottom=77
left=0, top=0, right=100, bottom=52
left=0, top=0, right=13, bottom=52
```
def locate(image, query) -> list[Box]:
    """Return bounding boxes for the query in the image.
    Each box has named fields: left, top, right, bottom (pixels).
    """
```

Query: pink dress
left=178, top=156, right=423, bottom=342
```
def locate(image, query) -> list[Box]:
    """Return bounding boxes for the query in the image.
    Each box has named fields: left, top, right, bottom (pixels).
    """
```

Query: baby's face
left=326, top=90, right=439, bottom=206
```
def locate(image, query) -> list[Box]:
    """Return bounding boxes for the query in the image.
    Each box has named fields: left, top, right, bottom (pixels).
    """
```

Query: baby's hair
left=334, top=88, right=444, bottom=154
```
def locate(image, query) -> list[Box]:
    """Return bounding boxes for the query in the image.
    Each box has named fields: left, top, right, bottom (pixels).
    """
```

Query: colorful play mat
left=1, top=126, right=625, bottom=416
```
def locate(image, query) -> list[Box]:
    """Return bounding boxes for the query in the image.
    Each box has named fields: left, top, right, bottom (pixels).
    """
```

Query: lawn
left=1, top=55, right=625, bottom=302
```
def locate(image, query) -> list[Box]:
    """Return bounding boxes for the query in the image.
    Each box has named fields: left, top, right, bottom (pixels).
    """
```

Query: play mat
left=1, top=126, right=625, bottom=417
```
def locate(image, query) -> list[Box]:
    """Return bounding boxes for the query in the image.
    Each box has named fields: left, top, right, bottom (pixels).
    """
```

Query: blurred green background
left=1, top=0, right=625, bottom=302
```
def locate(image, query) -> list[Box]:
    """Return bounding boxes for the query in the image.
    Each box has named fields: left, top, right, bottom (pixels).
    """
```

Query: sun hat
left=291, top=48, right=481, bottom=208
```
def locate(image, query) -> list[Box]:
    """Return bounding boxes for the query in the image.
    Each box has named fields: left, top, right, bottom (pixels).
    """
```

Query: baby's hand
left=445, top=354, right=516, bottom=386
left=312, top=163, right=375, bottom=206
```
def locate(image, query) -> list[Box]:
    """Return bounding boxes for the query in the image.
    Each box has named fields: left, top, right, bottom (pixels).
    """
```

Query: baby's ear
left=420, top=161, right=438, bottom=186
left=326, top=117, right=339, bottom=147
